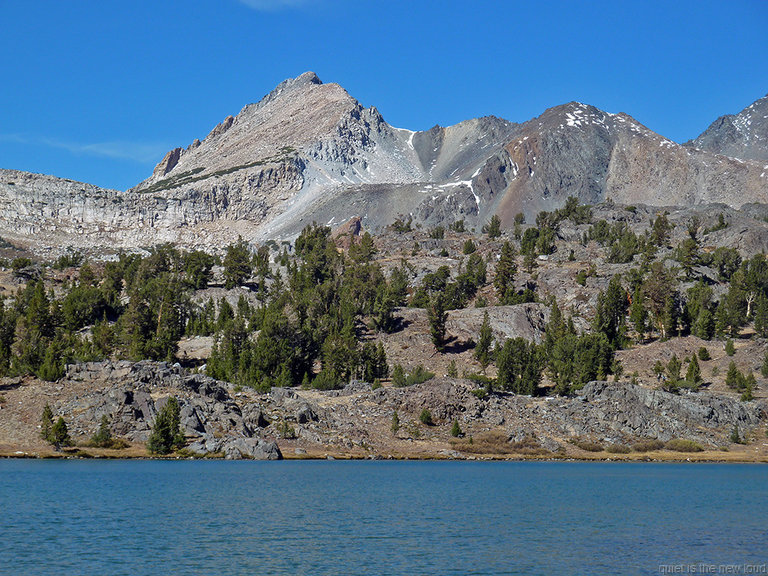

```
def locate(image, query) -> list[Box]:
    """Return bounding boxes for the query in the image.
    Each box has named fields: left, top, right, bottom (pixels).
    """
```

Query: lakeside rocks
left=44, top=360, right=767, bottom=459
left=57, top=361, right=281, bottom=460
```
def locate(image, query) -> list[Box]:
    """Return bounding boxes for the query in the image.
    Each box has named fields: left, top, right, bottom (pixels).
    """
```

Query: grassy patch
left=571, top=439, right=603, bottom=452
left=664, top=438, right=704, bottom=452
left=632, top=439, right=665, bottom=452
left=451, top=430, right=549, bottom=456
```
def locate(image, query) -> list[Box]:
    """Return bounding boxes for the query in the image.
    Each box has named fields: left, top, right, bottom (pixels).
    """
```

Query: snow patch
left=438, top=180, right=480, bottom=207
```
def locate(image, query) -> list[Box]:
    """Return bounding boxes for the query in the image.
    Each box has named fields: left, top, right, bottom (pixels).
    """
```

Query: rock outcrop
left=57, top=361, right=282, bottom=460
left=48, top=361, right=767, bottom=458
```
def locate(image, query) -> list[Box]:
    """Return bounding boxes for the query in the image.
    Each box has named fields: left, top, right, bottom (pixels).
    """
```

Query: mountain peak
left=686, top=92, right=768, bottom=162
left=280, top=70, right=323, bottom=90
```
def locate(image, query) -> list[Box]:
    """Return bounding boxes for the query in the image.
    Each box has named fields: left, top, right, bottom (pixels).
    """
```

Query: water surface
left=1, top=460, right=765, bottom=575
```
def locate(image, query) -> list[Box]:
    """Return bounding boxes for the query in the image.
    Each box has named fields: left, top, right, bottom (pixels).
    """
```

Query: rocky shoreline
left=2, top=360, right=766, bottom=463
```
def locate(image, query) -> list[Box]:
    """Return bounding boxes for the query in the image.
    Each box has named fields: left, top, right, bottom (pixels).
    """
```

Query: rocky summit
left=686, top=93, right=768, bottom=163
left=0, top=73, right=767, bottom=255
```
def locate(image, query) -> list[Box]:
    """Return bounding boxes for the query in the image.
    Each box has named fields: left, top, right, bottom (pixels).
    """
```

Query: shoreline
left=2, top=446, right=767, bottom=464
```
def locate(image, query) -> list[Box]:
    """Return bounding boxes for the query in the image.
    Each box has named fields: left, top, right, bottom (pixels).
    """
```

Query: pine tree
left=147, top=397, right=184, bottom=455
left=223, top=237, right=252, bottom=289
left=685, top=355, right=702, bottom=389
left=450, top=420, right=462, bottom=437
left=50, top=417, right=71, bottom=450
left=484, top=215, right=501, bottom=239
left=427, top=293, right=448, bottom=352
left=494, top=241, right=517, bottom=303
left=725, top=361, right=743, bottom=390
left=666, top=354, right=682, bottom=385
left=40, top=403, right=53, bottom=443
left=391, top=364, right=406, bottom=388
left=90, top=415, right=113, bottom=448
left=391, top=411, right=400, bottom=435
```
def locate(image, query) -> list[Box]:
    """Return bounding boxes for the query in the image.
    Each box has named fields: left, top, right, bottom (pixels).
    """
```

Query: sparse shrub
left=664, top=438, right=704, bottom=452
left=471, top=388, right=488, bottom=400
left=447, top=360, right=458, bottom=378
left=406, top=365, right=435, bottom=386
left=429, top=225, right=445, bottom=240
left=450, top=219, right=466, bottom=233
left=391, top=364, right=406, bottom=387
left=632, top=439, right=665, bottom=452
left=391, top=217, right=412, bottom=233
left=419, top=408, right=434, bottom=426
left=730, top=426, right=745, bottom=445
left=606, top=444, right=631, bottom=454
left=278, top=421, right=296, bottom=439
left=572, top=439, right=603, bottom=452
left=90, top=415, right=113, bottom=448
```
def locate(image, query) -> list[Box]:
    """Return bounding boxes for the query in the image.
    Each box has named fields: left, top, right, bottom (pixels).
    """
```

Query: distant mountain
left=492, top=101, right=768, bottom=223
left=0, top=73, right=767, bottom=253
left=686, top=94, right=768, bottom=162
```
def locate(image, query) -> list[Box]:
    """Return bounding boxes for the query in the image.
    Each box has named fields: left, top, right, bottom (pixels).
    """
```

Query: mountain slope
left=686, top=94, right=768, bottom=162
left=492, top=102, right=768, bottom=222
left=0, top=75, right=767, bottom=252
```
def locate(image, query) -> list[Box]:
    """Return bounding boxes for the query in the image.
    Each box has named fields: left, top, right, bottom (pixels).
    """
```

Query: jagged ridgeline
left=0, top=73, right=766, bottom=255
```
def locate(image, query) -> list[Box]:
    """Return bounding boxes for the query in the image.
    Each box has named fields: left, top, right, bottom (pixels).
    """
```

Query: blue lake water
left=1, top=460, right=766, bottom=575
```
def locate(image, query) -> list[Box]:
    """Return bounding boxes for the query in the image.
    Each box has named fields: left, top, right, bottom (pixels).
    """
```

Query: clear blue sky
left=1, top=0, right=767, bottom=190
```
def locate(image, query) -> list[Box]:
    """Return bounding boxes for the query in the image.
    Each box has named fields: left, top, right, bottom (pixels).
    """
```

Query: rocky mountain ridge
left=686, top=93, right=768, bottom=162
left=1, top=73, right=767, bottom=254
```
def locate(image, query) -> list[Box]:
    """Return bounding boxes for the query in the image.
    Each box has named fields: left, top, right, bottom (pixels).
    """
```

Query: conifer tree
left=223, top=237, right=252, bottom=289
left=427, top=293, right=448, bottom=352
left=685, top=355, right=702, bottom=389
left=40, top=403, right=53, bottom=443
left=494, top=241, right=517, bottom=303
left=50, top=416, right=71, bottom=450
left=147, top=397, right=184, bottom=455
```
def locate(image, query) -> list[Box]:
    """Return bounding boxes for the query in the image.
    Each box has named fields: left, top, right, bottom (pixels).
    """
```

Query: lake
left=1, top=460, right=766, bottom=575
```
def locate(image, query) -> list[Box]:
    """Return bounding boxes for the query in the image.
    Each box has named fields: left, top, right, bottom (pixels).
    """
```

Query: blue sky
left=1, top=0, right=766, bottom=190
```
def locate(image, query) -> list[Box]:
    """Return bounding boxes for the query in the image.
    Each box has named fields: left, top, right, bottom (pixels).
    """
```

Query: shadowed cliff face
left=0, top=73, right=767, bottom=254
